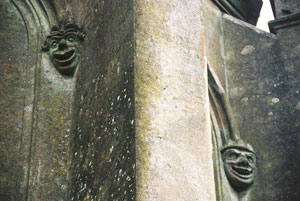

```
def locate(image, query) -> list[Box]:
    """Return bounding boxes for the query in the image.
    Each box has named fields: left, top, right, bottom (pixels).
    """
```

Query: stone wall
left=0, top=0, right=299, bottom=201
left=223, top=15, right=300, bottom=201
left=67, top=1, right=135, bottom=200
left=0, top=1, right=28, bottom=199
left=203, top=2, right=300, bottom=199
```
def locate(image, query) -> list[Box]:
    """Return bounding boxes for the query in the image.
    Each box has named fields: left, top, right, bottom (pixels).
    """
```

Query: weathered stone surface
left=1, top=0, right=136, bottom=200
left=1, top=0, right=299, bottom=201
left=68, top=1, right=135, bottom=200
left=273, top=0, right=300, bottom=17
left=1, top=1, right=71, bottom=200
left=202, top=6, right=226, bottom=89
left=27, top=59, right=73, bottom=200
left=222, top=14, right=300, bottom=201
left=201, top=1, right=300, bottom=199
left=135, top=1, right=216, bottom=200
left=0, top=1, right=28, bottom=200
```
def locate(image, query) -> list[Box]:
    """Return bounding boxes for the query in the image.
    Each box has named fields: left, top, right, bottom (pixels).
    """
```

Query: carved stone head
left=42, top=23, right=85, bottom=76
left=221, top=139, right=257, bottom=192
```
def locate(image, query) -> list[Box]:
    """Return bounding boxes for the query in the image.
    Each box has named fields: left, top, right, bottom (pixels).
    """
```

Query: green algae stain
left=135, top=1, right=172, bottom=199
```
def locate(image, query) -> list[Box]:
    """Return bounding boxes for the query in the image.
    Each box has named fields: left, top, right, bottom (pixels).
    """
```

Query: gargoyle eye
left=51, top=41, right=58, bottom=48
left=229, top=153, right=238, bottom=160
left=247, top=156, right=254, bottom=163
left=67, top=35, right=76, bottom=42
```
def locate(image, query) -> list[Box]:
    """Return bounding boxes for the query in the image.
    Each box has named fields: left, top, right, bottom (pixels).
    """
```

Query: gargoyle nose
left=238, top=158, right=249, bottom=167
left=59, top=40, right=68, bottom=49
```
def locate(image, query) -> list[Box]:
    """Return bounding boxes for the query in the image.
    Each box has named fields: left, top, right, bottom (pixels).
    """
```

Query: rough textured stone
left=0, top=1, right=28, bottom=200
left=135, top=1, right=216, bottom=201
left=0, top=1, right=135, bottom=200
left=68, top=1, right=135, bottom=201
left=273, top=0, right=300, bottom=17
left=202, top=1, right=300, bottom=199
left=1, top=1, right=299, bottom=201
left=223, top=14, right=300, bottom=201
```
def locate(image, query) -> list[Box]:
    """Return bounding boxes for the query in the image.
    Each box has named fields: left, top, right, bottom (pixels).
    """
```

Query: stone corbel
left=208, top=65, right=257, bottom=201
left=42, top=23, right=85, bottom=76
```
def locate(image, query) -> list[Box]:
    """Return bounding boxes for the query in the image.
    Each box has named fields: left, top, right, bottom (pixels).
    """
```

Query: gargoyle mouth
left=53, top=49, right=77, bottom=67
left=231, top=166, right=254, bottom=179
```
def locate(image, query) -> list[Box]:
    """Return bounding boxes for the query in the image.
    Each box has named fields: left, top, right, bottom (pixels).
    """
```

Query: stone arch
left=0, top=1, right=57, bottom=200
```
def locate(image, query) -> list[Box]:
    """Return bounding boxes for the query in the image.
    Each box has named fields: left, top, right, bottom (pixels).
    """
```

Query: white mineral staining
left=24, top=105, right=32, bottom=112
left=272, top=98, right=280, bottom=104
left=241, top=97, right=249, bottom=103
left=241, top=45, right=255, bottom=55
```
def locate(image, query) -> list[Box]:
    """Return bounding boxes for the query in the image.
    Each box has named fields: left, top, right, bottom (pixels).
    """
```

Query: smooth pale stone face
left=135, top=0, right=216, bottom=201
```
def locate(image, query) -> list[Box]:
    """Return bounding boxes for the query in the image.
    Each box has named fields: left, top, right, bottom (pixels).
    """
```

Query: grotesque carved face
left=43, top=24, right=85, bottom=76
left=222, top=147, right=257, bottom=191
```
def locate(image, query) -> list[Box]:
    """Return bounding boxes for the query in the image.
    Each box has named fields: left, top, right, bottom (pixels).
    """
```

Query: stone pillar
left=135, top=1, right=216, bottom=200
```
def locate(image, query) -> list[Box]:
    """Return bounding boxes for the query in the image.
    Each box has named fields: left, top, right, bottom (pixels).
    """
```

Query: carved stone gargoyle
left=42, top=23, right=85, bottom=76
left=208, top=65, right=258, bottom=201
left=221, top=139, right=257, bottom=200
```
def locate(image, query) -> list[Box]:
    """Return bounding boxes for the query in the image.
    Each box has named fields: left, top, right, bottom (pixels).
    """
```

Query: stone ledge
left=269, top=12, right=300, bottom=33
left=223, top=14, right=277, bottom=39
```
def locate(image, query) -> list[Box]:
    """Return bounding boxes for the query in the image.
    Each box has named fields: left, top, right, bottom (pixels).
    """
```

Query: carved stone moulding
left=208, top=65, right=258, bottom=200
left=42, top=24, right=85, bottom=76
left=268, top=12, right=300, bottom=33
left=211, top=0, right=263, bottom=25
